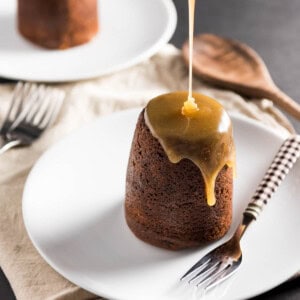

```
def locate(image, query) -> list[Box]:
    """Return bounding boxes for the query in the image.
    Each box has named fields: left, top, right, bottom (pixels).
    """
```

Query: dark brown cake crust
left=125, top=110, right=233, bottom=250
left=18, top=0, right=99, bottom=49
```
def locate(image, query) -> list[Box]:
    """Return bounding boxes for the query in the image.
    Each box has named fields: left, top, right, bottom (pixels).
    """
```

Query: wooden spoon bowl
left=182, top=34, right=300, bottom=120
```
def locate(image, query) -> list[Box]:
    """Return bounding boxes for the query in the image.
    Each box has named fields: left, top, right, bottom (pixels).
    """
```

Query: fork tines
left=1, top=82, right=32, bottom=135
left=181, top=255, right=240, bottom=291
left=181, top=256, right=212, bottom=281
left=0, top=82, right=65, bottom=154
left=9, top=83, right=65, bottom=132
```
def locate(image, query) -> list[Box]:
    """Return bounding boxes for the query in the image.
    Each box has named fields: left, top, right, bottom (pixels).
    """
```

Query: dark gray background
left=1, top=0, right=300, bottom=299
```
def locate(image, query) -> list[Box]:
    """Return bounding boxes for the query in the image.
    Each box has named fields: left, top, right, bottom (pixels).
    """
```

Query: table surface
left=1, top=0, right=300, bottom=299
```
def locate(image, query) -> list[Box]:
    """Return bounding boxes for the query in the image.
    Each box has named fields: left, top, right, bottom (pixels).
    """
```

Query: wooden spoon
left=182, top=33, right=300, bottom=120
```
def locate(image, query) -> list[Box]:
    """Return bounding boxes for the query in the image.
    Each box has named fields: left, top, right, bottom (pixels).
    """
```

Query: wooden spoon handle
left=263, top=88, right=300, bottom=121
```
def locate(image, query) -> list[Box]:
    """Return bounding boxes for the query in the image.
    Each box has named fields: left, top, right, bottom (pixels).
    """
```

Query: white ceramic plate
left=0, top=0, right=176, bottom=82
left=23, top=109, right=300, bottom=300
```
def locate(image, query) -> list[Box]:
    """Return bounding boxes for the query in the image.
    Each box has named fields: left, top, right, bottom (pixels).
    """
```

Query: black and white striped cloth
left=245, top=135, right=300, bottom=220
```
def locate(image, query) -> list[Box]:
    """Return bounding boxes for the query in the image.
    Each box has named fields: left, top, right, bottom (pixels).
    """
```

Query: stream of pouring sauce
left=182, top=0, right=199, bottom=116
left=144, top=0, right=235, bottom=206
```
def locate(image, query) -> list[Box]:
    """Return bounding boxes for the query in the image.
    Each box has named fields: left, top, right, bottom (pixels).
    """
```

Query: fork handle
left=0, top=139, right=22, bottom=155
left=244, top=135, right=300, bottom=220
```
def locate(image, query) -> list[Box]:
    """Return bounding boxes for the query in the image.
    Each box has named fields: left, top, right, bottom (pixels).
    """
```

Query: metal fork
left=0, top=82, right=36, bottom=137
left=181, top=135, right=300, bottom=291
left=0, top=83, right=65, bottom=155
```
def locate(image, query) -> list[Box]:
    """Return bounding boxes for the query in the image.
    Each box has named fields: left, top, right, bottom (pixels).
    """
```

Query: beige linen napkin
left=0, top=44, right=295, bottom=300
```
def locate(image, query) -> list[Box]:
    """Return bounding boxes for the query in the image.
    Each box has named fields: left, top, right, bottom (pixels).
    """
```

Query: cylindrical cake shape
left=18, top=0, right=99, bottom=49
left=125, top=92, right=234, bottom=250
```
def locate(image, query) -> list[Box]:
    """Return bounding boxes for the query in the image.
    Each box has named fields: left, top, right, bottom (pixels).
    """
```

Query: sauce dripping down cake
left=125, top=0, right=235, bottom=250
left=125, top=91, right=235, bottom=250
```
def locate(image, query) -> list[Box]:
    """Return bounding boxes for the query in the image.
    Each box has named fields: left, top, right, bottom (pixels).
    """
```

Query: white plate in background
left=0, top=0, right=177, bottom=82
left=23, top=109, right=300, bottom=300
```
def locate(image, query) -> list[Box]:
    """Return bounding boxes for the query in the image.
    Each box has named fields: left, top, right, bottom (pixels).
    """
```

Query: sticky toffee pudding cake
left=17, top=0, right=99, bottom=49
left=125, top=92, right=235, bottom=250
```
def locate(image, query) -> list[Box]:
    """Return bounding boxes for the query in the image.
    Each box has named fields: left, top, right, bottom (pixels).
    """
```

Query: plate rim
left=23, top=109, right=296, bottom=300
left=0, top=0, right=177, bottom=82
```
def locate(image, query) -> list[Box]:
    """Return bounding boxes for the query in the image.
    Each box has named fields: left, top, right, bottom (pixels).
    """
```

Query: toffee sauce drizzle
left=145, top=91, right=235, bottom=206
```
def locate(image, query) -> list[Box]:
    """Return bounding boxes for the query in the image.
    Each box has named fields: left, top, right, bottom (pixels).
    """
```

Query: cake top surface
left=145, top=91, right=235, bottom=206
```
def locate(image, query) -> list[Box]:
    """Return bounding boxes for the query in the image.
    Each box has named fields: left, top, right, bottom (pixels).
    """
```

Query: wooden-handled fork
left=181, top=135, right=300, bottom=290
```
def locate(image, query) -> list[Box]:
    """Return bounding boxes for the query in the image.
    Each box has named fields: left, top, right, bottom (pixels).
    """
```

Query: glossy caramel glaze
left=145, top=91, right=235, bottom=206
